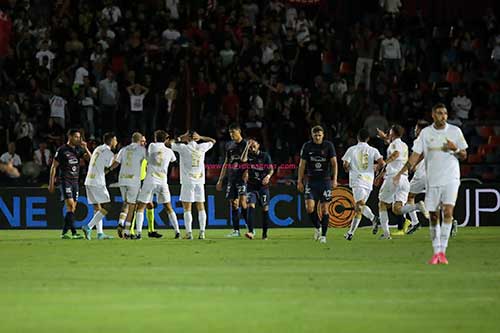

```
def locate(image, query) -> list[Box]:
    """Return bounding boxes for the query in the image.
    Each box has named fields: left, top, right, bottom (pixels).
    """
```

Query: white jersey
left=412, top=137, right=426, bottom=180
left=143, top=142, right=176, bottom=186
left=342, top=142, right=382, bottom=190
left=385, top=138, right=408, bottom=177
left=413, top=123, right=468, bottom=187
left=84, top=144, right=114, bottom=186
left=172, top=141, right=214, bottom=185
left=116, top=143, right=146, bottom=187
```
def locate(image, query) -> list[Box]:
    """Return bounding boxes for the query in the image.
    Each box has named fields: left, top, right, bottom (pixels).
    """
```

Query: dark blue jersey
left=54, top=144, right=85, bottom=184
left=300, top=140, right=336, bottom=180
left=225, top=139, right=247, bottom=181
left=247, top=151, right=272, bottom=187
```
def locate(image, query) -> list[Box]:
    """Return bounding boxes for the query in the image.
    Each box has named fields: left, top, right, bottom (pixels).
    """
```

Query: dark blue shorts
left=304, top=179, right=332, bottom=203
left=225, top=181, right=247, bottom=200
left=247, top=184, right=270, bottom=207
left=59, top=182, right=79, bottom=202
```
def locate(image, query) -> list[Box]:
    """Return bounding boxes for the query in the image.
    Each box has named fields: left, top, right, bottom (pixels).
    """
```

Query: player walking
left=297, top=126, right=338, bottom=244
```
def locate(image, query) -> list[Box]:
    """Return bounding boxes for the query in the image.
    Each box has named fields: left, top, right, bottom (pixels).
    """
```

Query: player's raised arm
left=81, top=140, right=92, bottom=161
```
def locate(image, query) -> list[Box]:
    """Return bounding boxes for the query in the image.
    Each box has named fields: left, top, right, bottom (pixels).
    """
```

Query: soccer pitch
left=1, top=228, right=499, bottom=333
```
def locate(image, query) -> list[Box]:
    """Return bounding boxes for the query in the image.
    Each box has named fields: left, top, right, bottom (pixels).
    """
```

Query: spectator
left=73, top=60, right=89, bottom=94
left=127, top=83, right=149, bottom=133
left=451, top=88, right=472, bottom=121
left=98, top=69, right=119, bottom=133
left=0, top=142, right=22, bottom=171
left=220, top=40, right=236, bottom=67
left=379, top=0, right=402, bottom=16
left=35, top=40, right=55, bottom=71
left=13, top=113, right=34, bottom=162
left=78, top=76, right=98, bottom=139
left=102, top=1, right=122, bottom=25
left=33, top=141, right=51, bottom=180
left=355, top=27, right=377, bottom=90
left=164, top=80, right=177, bottom=130
left=221, top=82, right=240, bottom=122
left=379, top=31, right=402, bottom=78
left=49, top=87, right=67, bottom=129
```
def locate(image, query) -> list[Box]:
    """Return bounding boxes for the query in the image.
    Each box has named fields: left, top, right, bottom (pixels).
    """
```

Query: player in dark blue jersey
left=242, top=139, right=274, bottom=240
left=49, top=129, right=91, bottom=239
left=216, top=124, right=251, bottom=237
left=297, top=126, right=338, bottom=243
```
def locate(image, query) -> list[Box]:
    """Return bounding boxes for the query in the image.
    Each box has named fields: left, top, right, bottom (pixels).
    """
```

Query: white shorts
left=137, top=183, right=171, bottom=204
left=352, top=187, right=371, bottom=203
left=409, top=177, right=426, bottom=194
left=120, top=186, right=140, bottom=204
left=378, top=176, right=410, bottom=204
left=86, top=185, right=110, bottom=204
left=425, top=181, right=460, bottom=212
left=180, top=183, right=205, bottom=203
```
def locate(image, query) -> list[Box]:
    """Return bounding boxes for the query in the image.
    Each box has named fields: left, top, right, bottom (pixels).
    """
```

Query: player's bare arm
left=331, top=156, right=338, bottom=188
left=216, top=157, right=229, bottom=191
left=297, top=158, right=306, bottom=192
left=48, top=159, right=59, bottom=193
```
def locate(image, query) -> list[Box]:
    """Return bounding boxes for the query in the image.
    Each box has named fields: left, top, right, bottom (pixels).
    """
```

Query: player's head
left=154, top=130, right=169, bottom=143
left=432, top=103, right=448, bottom=127
left=131, top=132, right=142, bottom=143
left=389, top=124, right=404, bottom=141
left=140, top=135, right=146, bottom=146
left=311, top=126, right=324, bottom=144
left=228, top=123, right=242, bottom=141
left=415, top=120, right=429, bottom=138
left=357, top=128, right=370, bottom=143
left=248, top=138, right=260, bottom=154
left=103, top=132, right=117, bottom=149
left=66, top=129, right=81, bottom=146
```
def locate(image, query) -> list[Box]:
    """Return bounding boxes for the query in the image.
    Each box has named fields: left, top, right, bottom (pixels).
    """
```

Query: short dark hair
left=103, top=132, right=115, bottom=145
left=154, top=130, right=169, bottom=142
left=357, top=128, right=370, bottom=142
left=416, top=120, right=430, bottom=130
left=67, top=128, right=80, bottom=138
left=390, top=124, right=405, bottom=138
left=228, top=123, right=241, bottom=131
left=311, top=125, right=324, bottom=134
left=432, top=103, right=447, bottom=113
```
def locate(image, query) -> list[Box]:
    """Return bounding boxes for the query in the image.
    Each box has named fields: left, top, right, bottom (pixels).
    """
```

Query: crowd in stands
left=0, top=0, right=499, bottom=185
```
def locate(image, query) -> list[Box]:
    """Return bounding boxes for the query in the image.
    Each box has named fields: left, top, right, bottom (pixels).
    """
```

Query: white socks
left=136, top=211, right=144, bottom=234
left=88, top=211, right=104, bottom=230
left=118, top=212, right=127, bottom=227
left=362, top=206, right=375, bottom=221
left=409, top=211, right=419, bottom=226
left=198, top=210, right=207, bottom=232
left=440, top=223, right=452, bottom=254
left=349, top=216, right=361, bottom=235
left=400, top=204, right=418, bottom=215
left=183, top=211, right=193, bottom=233
left=380, top=210, right=390, bottom=235
left=167, top=211, right=179, bottom=233
left=430, top=223, right=441, bottom=254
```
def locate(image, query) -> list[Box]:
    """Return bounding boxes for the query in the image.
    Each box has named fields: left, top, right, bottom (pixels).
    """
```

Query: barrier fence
left=0, top=183, right=498, bottom=229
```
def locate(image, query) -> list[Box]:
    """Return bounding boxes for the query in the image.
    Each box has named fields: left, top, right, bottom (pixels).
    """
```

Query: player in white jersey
left=394, top=103, right=468, bottom=264
left=134, top=130, right=180, bottom=239
left=341, top=128, right=385, bottom=240
left=171, top=130, right=215, bottom=240
left=109, top=132, right=146, bottom=238
left=375, top=125, right=428, bottom=240
left=406, top=120, right=430, bottom=234
left=82, top=133, right=117, bottom=240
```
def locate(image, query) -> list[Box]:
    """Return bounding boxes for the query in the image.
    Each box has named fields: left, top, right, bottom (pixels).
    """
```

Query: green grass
left=1, top=227, right=499, bottom=333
